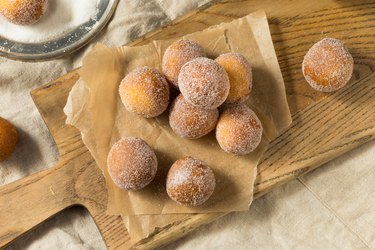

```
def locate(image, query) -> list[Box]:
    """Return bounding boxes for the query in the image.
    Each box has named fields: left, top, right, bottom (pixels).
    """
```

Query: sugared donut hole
left=216, top=104, right=263, bottom=155
left=302, top=38, right=354, bottom=92
left=0, top=117, right=18, bottom=161
left=178, top=57, right=230, bottom=110
left=169, top=94, right=219, bottom=139
left=0, top=0, right=48, bottom=25
left=162, top=39, right=205, bottom=88
left=166, top=156, right=216, bottom=206
left=215, top=53, right=252, bottom=104
left=119, top=66, right=170, bottom=118
left=107, top=137, right=158, bottom=191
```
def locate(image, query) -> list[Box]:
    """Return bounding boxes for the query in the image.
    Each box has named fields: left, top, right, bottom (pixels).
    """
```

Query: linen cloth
left=0, top=1, right=374, bottom=249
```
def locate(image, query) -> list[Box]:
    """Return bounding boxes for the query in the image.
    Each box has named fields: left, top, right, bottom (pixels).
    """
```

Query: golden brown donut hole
left=0, top=0, right=48, bottom=25
left=216, top=53, right=252, bottom=104
left=119, top=67, right=170, bottom=118
left=178, top=57, right=230, bottom=110
left=166, top=156, right=216, bottom=206
left=302, top=38, right=354, bottom=92
left=216, top=104, right=263, bottom=155
left=107, top=137, right=157, bottom=191
left=169, top=94, right=219, bottom=139
left=0, top=117, right=18, bottom=162
left=162, top=40, right=205, bottom=88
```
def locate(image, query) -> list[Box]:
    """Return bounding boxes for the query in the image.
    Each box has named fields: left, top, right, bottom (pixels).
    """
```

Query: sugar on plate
left=0, top=0, right=100, bottom=43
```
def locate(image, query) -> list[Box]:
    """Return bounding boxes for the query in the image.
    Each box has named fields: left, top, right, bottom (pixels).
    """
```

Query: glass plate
left=0, top=0, right=119, bottom=61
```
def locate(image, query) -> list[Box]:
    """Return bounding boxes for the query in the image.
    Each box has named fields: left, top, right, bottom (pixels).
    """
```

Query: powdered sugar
left=302, top=38, right=353, bottom=92
left=0, top=0, right=99, bottom=43
left=179, top=57, right=230, bottom=109
left=162, top=39, right=205, bottom=87
left=169, top=94, right=219, bottom=139
left=166, top=156, right=216, bottom=206
left=216, top=104, right=263, bottom=155
left=107, top=137, right=158, bottom=190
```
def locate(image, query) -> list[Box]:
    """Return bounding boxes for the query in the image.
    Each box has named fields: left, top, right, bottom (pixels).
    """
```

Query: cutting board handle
left=0, top=161, right=75, bottom=249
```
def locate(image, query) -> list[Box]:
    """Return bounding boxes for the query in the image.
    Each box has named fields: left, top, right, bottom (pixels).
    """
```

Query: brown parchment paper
left=117, top=10, right=293, bottom=241
left=65, top=8, right=291, bottom=222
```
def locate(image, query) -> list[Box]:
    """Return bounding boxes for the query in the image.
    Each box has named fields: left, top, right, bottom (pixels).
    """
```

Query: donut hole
left=119, top=67, right=170, bottom=118
left=166, top=156, right=216, bottom=206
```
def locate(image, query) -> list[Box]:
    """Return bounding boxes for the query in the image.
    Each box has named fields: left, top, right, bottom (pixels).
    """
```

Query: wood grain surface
left=1, top=0, right=375, bottom=249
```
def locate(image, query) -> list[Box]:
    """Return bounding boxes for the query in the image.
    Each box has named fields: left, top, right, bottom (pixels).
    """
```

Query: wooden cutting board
left=1, top=0, right=375, bottom=249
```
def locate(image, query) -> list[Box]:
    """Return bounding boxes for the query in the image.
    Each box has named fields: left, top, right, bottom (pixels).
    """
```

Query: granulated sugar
left=0, top=0, right=99, bottom=43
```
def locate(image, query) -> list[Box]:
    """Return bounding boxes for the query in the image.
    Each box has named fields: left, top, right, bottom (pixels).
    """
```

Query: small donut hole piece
left=162, top=39, right=205, bottom=88
left=178, top=57, right=230, bottom=110
left=215, top=52, right=252, bottom=104
left=0, top=0, right=48, bottom=25
left=166, top=156, right=216, bottom=206
left=169, top=94, right=219, bottom=139
left=216, top=104, right=263, bottom=155
left=119, top=66, right=170, bottom=118
left=302, top=38, right=354, bottom=92
left=107, top=137, right=158, bottom=191
left=0, top=117, right=18, bottom=162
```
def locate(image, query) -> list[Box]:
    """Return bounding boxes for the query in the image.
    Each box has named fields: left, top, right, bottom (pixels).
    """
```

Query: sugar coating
left=0, top=0, right=48, bottom=25
left=0, top=0, right=99, bottom=43
left=302, top=38, right=354, bottom=92
left=216, top=104, right=263, bottom=155
left=179, top=57, right=230, bottom=110
left=119, top=66, right=170, bottom=118
left=0, top=117, right=18, bottom=161
left=107, top=137, right=158, bottom=190
left=169, top=94, right=219, bottom=139
left=162, top=39, right=205, bottom=88
left=166, top=156, right=216, bottom=206
left=215, top=52, right=252, bottom=104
